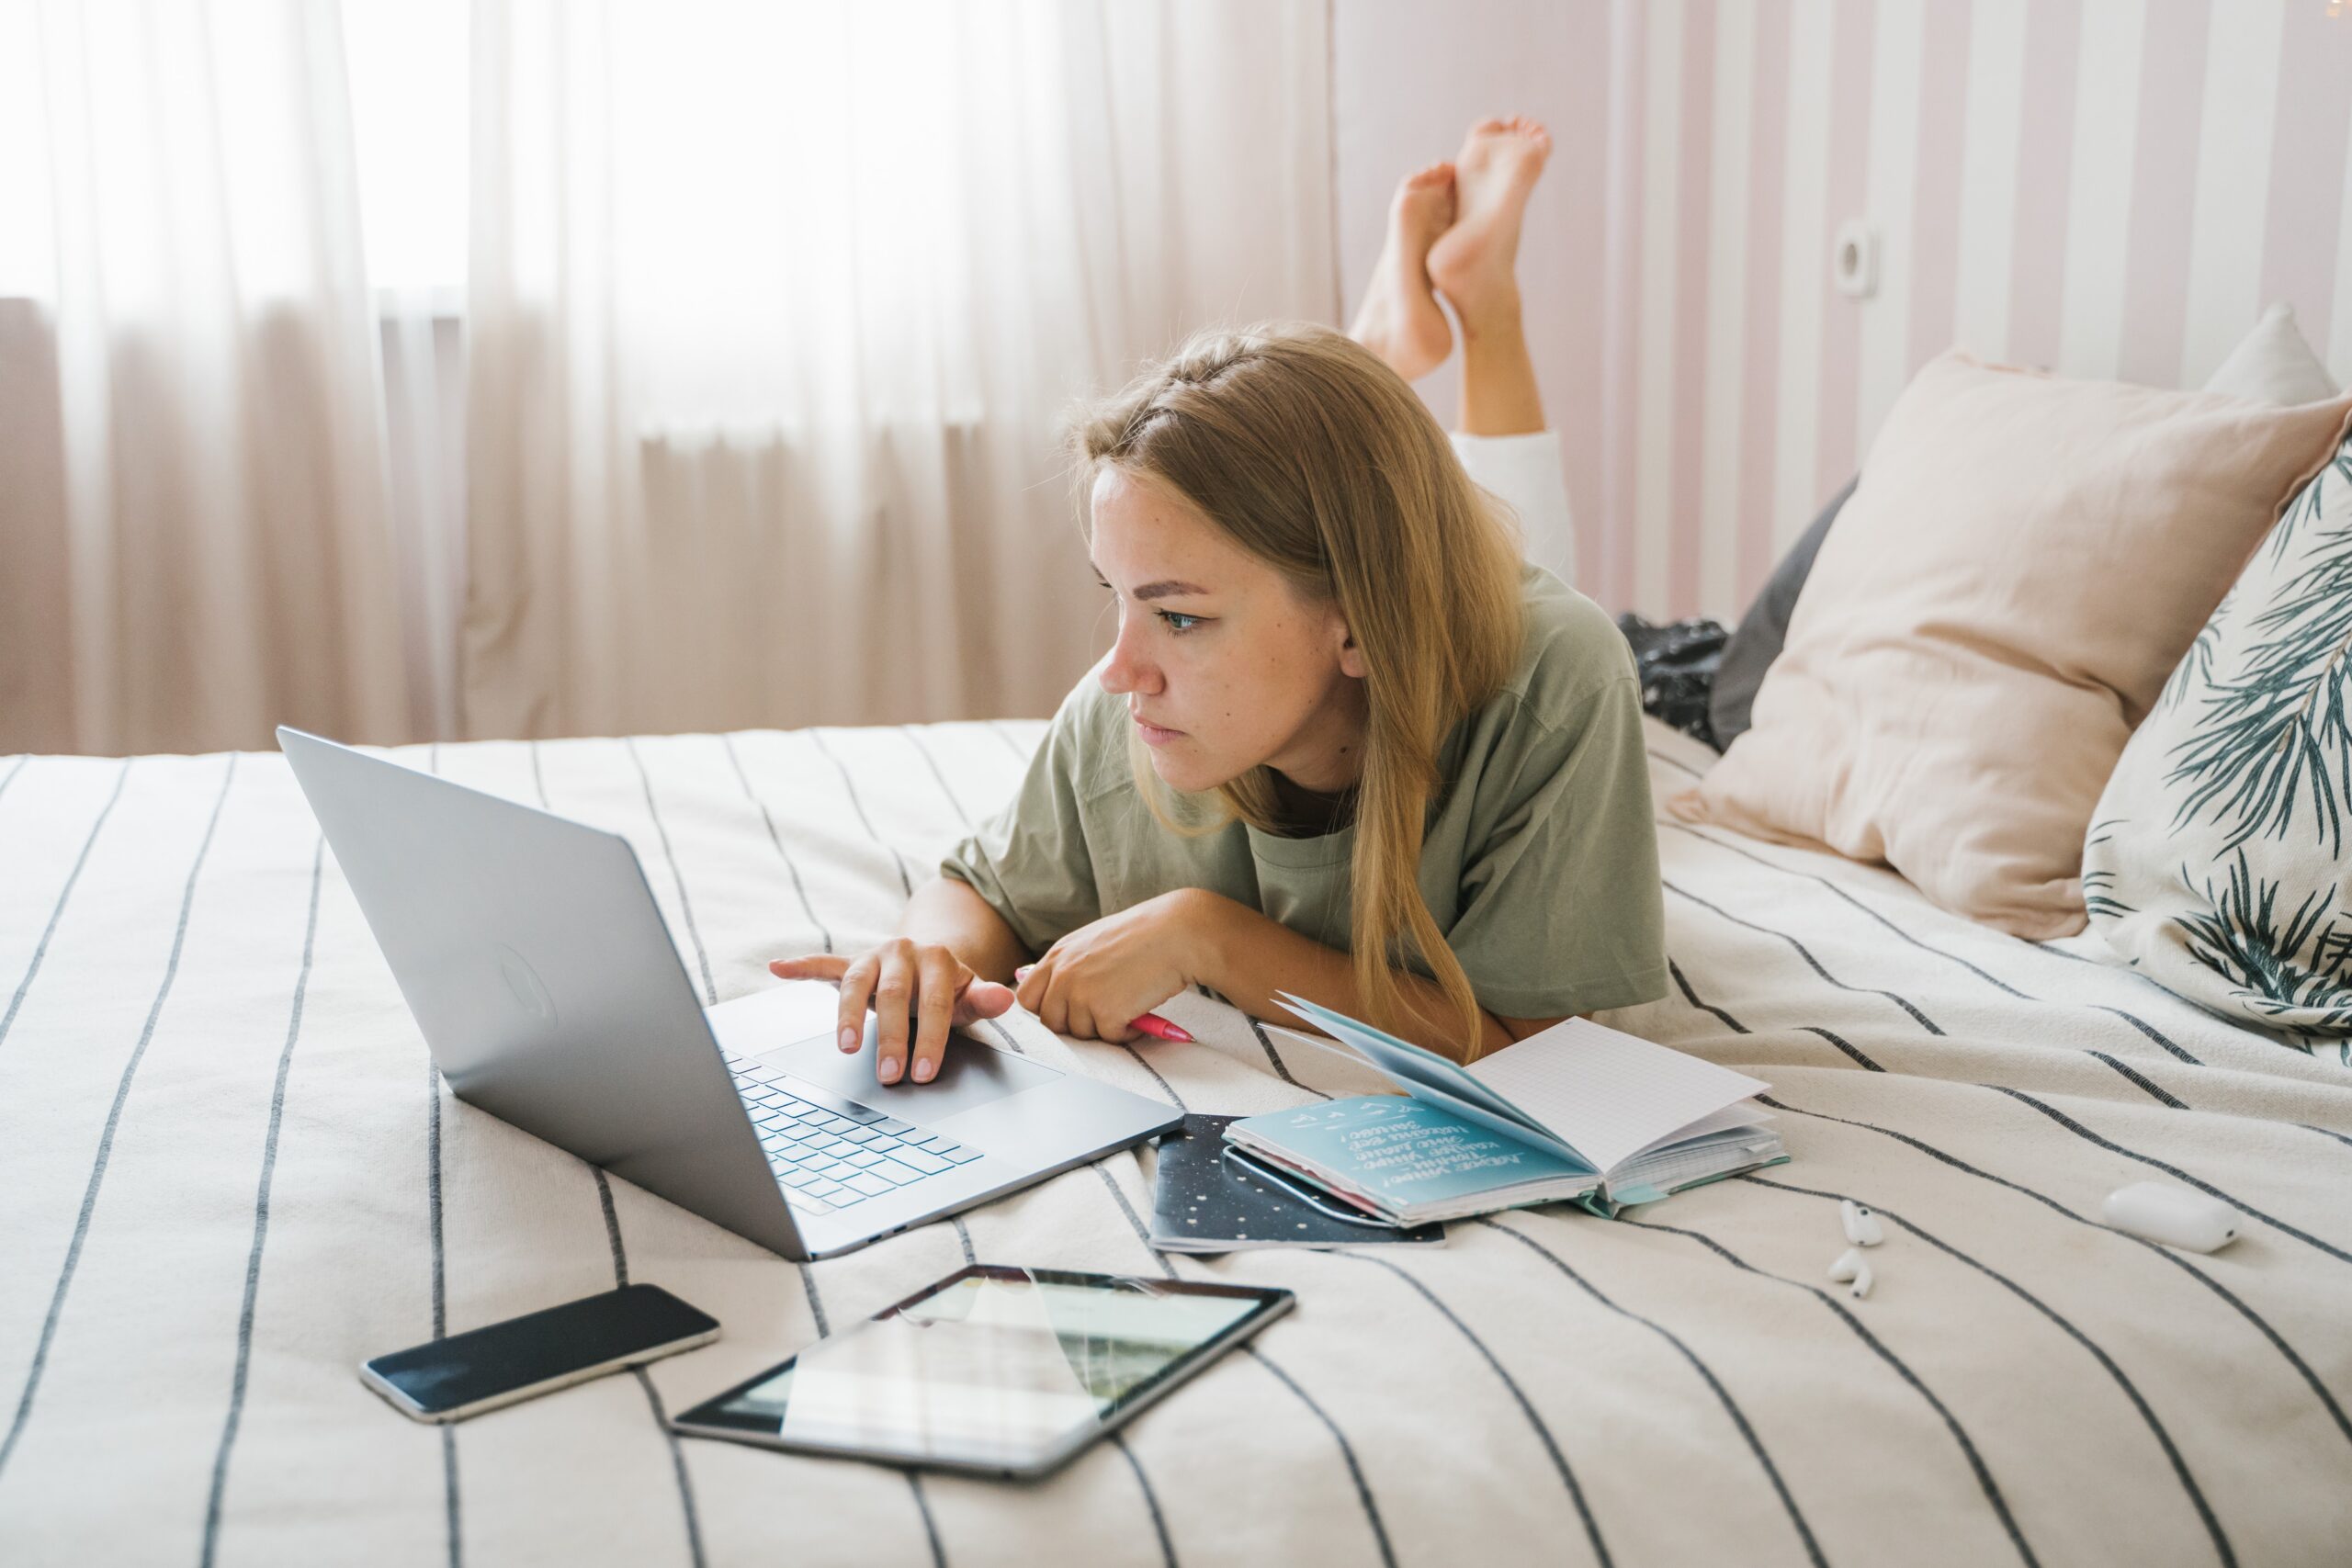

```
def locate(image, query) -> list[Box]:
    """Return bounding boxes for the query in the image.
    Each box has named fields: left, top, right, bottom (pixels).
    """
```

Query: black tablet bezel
left=668, top=1264, right=1293, bottom=1479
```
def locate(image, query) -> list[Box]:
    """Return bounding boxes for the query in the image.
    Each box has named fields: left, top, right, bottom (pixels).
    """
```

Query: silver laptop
left=278, top=728, right=1182, bottom=1260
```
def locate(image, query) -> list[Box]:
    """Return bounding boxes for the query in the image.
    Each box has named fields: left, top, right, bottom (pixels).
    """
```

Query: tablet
left=669, top=1265, right=1293, bottom=1478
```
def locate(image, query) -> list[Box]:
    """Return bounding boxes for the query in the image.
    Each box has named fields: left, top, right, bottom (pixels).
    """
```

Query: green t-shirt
left=940, top=563, right=1668, bottom=1019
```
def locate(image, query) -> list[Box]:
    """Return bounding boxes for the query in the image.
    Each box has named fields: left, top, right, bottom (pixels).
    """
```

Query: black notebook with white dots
left=1148, top=1114, right=1445, bottom=1252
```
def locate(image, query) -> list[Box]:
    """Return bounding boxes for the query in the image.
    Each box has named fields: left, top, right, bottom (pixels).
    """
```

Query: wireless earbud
left=1826, top=1247, right=1873, bottom=1299
left=1826, top=1200, right=1885, bottom=1299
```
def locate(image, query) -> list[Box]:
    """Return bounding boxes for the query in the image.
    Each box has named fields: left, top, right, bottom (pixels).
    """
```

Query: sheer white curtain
left=345, top=0, right=473, bottom=747
left=462, top=0, right=1336, bottom=738
left=0, top=1, right=1334, bottom=753
left=0, top=0, right=412, bottom=755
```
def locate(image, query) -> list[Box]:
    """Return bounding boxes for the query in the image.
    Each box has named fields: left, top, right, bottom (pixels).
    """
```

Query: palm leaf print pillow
left=2084, top=423, right=2352, bottom=1060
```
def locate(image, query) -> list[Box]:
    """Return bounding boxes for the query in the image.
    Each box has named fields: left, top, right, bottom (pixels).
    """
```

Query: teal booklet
left=1224, top=993, right=1787, bottom=1224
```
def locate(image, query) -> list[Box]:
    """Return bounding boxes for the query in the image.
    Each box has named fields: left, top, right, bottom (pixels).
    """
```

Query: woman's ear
left=1336, top=621, right=1369, bottom=681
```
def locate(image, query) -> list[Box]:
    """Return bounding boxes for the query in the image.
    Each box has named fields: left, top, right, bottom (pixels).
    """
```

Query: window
left=342, top=0, right=469, bottom=299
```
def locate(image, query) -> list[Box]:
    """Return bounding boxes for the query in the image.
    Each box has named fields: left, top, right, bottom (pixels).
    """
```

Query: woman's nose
left=1098, top=618, right=1159, bottom=696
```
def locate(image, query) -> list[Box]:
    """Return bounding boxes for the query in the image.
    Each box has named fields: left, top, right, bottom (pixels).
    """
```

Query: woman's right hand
left=769, top=942, right=1016, bottom=1087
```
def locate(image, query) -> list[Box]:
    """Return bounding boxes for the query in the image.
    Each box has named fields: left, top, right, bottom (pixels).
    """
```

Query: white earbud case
left=2101, top=1181, right=2240, bottom=1253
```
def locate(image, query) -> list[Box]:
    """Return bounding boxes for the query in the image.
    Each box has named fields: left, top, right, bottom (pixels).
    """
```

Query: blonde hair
left=1070, top=323, right=1525, bottom=1054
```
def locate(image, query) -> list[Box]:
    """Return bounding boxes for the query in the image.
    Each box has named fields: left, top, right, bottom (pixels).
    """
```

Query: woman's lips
left=1133, top=716, right=1183, bottom=747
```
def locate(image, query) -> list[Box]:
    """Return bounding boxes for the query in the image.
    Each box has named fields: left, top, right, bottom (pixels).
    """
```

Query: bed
left=2, top=716, right=2346, bottom=1566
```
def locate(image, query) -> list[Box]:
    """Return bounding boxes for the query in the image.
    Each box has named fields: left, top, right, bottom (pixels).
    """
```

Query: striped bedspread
left=2, top=718, right=2347, bottom=1567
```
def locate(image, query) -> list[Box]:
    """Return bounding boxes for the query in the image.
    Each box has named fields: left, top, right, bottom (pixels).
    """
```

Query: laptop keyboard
left=728, top=1061, right=982, bottom=1214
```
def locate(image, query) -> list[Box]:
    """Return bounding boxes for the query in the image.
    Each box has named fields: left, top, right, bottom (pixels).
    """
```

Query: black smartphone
left=361, top=1283, right=719, bottom=1423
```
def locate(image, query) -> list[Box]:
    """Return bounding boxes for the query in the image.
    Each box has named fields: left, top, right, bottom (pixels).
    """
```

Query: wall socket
left=1834, top=218, right=1880, bottom=299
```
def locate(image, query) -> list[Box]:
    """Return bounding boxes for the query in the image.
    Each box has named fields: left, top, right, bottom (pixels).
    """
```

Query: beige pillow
left=1669, top=351, right=2352, bottom=938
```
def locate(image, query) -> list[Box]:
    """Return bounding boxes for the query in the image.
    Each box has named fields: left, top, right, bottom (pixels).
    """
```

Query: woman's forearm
left=1188, top=891, right=1511, bottom=1061
left=896, top=875, right=1031, bottom=984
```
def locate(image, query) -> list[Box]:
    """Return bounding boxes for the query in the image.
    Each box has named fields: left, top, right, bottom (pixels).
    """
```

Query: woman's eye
left=1155, top=610, right=1204, bottom=635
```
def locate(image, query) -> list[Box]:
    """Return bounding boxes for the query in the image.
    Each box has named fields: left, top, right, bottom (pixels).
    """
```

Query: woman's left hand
left=1017, top=888, right=1227, bottom=1043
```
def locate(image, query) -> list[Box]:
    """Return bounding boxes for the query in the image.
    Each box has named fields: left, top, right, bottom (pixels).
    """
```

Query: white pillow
left=2203, top=302, right=2339, bottom=406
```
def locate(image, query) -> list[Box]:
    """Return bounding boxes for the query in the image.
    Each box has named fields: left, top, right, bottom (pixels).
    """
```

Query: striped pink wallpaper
left=1335, top=0, right=2352, bottom=625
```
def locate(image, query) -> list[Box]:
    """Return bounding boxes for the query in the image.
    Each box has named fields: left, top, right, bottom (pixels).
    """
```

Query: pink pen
left=1013, top=964, right=1195, bottom=1043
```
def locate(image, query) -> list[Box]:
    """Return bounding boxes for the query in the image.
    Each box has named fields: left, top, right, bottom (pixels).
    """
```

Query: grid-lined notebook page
left=1465, top=1020, right=1770, bottom=1174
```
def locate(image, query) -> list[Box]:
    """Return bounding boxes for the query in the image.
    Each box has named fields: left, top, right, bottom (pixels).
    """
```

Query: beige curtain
left=0, top=0, right=412, bottom=756
left=462, top=0, right=1338, bottom=739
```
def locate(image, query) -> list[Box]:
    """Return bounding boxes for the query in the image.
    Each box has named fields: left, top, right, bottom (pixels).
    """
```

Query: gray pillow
left=1707, top=475, right=1856, bottom=749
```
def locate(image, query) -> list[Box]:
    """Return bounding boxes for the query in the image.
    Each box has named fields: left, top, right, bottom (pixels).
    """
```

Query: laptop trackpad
left=752, top=1021, right=1063, bottom=1120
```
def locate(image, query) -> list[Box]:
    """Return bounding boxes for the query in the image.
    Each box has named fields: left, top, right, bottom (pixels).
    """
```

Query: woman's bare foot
left=1350, top=161, right=1456, bottom=382
left=1428, top=117, right=1550, bottom=328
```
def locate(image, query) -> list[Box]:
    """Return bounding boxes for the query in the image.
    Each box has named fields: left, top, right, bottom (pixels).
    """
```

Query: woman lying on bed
left=774, top=117, right=1667, bottom=1085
